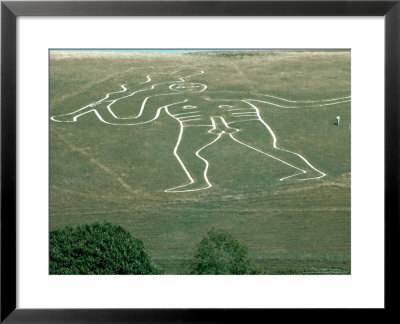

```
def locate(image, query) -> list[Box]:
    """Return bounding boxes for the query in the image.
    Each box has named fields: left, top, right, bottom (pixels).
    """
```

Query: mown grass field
left=50, top=50, right=351, bottom=274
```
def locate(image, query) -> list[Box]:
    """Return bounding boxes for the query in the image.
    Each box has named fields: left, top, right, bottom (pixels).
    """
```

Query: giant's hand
left=141, top=69, right=204, bottom=85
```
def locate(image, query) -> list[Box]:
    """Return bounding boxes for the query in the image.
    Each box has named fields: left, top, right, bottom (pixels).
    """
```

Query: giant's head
left=169, top=82, right=207, bottom=93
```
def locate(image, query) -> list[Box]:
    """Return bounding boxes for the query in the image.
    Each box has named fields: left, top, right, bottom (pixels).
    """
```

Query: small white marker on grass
left=335, top=116, right=340, bottom=126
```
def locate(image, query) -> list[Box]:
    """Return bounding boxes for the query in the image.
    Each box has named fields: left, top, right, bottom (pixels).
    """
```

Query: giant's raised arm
left=91, top=92, right=186, bottom=125
left=244, top=93, right=351, bottom=109
left=51, top=68, right=205, bottom=125
left=51, top=84, right=152, bottom=123
left=50, top=84, right=131, bottom=122
left=51, top=86, right=185, bottom=126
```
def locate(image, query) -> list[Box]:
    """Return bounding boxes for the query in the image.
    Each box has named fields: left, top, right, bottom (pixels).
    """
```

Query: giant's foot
left=280, top=169, right=326, bottom=181
left=164, top=181, right=212, bottom=193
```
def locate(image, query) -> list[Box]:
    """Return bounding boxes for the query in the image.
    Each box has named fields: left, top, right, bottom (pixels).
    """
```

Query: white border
left=17, top=17, right=384, bottom=308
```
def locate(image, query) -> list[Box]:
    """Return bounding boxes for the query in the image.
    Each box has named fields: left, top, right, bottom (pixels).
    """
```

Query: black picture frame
left=1, top=1, right=399, bottom=322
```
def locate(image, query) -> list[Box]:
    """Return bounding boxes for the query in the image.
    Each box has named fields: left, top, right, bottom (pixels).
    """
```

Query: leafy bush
left=50, top=222, right=162, bottom=274
left=190, top=228, right=261, bottom=274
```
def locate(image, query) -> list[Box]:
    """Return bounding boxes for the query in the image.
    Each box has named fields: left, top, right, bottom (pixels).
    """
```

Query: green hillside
left=50, top=50, right=351, bottom=274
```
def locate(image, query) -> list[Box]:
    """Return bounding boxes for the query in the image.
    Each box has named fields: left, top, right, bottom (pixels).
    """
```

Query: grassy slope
left=50, top=50, right=351, bottom=274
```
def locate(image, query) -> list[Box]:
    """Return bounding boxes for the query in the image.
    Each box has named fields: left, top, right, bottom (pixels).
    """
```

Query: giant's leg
left=229, top=120, right=325, bottom=181
left=165, top=126, right=221, bottom=193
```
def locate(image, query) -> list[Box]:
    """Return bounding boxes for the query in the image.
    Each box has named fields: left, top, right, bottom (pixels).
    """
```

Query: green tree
left=190, top=228, right=261, bottom=274
left=50, top=222, right=162, bottom=274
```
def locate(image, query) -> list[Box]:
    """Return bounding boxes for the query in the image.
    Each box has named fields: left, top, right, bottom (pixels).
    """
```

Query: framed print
left=1, top=0, right=399, bottom=322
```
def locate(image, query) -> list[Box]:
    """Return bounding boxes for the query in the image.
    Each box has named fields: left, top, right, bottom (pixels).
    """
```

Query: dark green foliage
left=50, top=222, right=162, bottom=274
left=190, top=228, right=261, bottom=274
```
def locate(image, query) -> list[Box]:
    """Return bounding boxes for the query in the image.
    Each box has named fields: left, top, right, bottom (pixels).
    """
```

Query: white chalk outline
left=164, top=129, right=222, bottom=193
left=178, top=115, right=202, bottom=120
left=140, top=69, right=205, bottom=84
left=246, top=95, right=350, bottom=109
left=173, top=111, right=200, bottom=116
left=250, top=93, right=350, bottom=103
left=181, top=118, right=202, bottom=122
left=51, top=69, right=205, bottom=123
left=51, top=69, right=349, bottom=192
